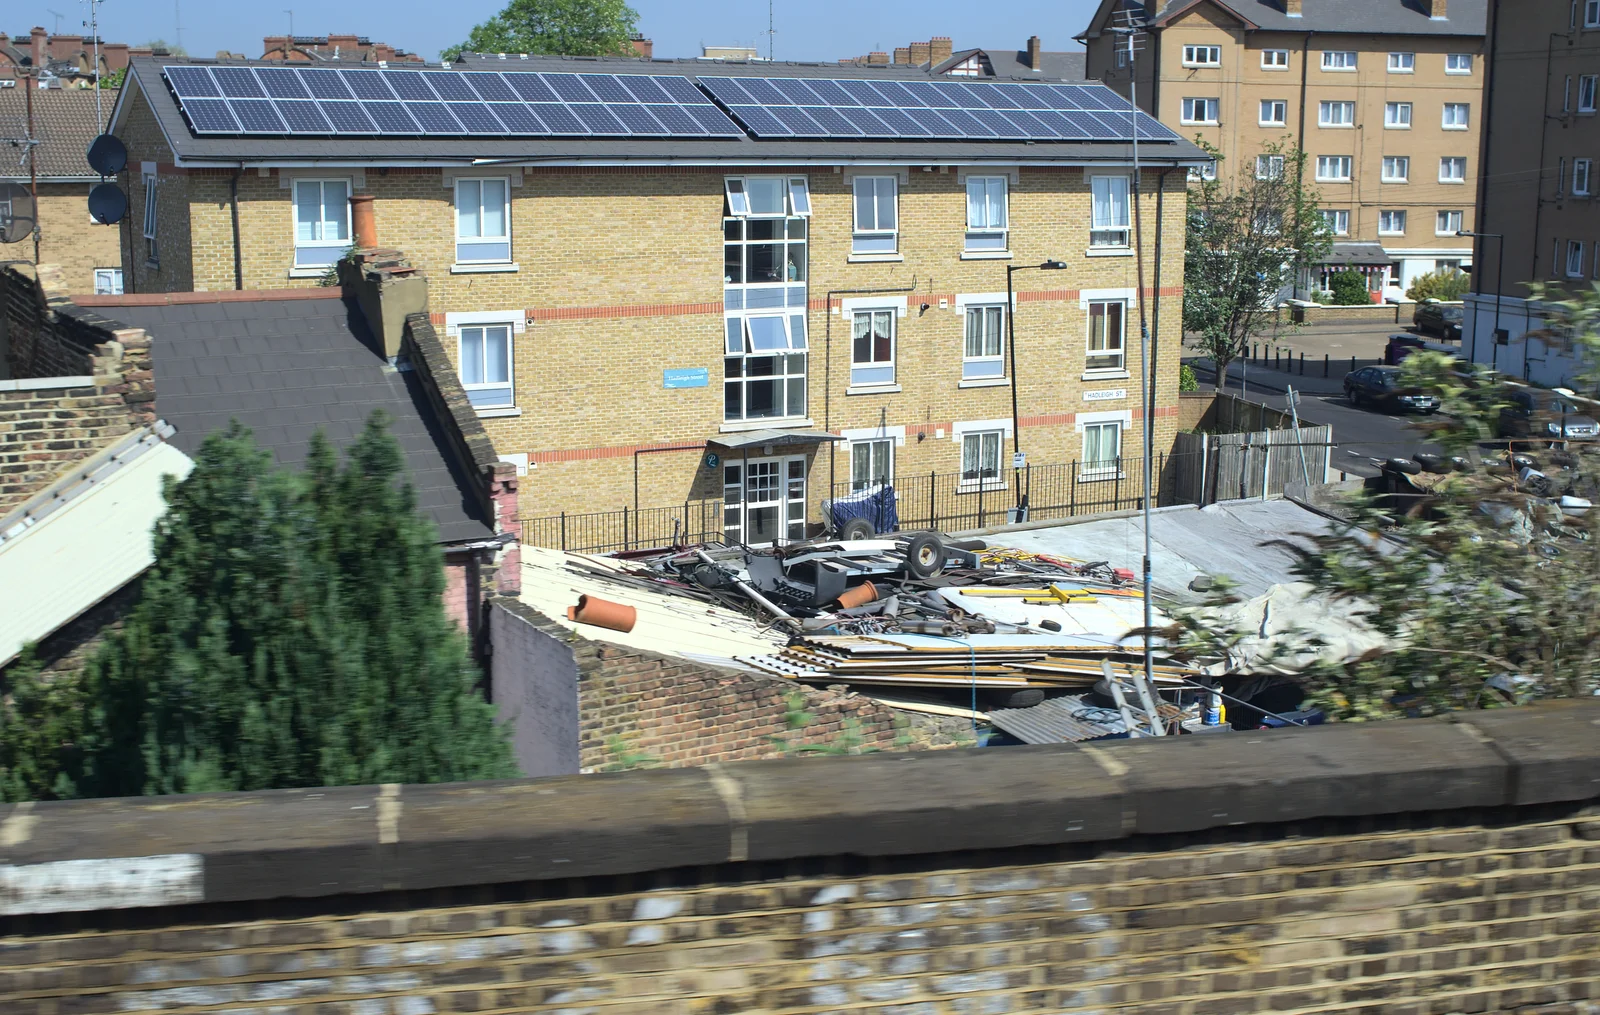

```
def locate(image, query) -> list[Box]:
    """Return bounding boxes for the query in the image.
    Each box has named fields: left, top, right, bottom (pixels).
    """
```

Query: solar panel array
left=160, top=65, right=1180, bottom=145
left=161, top=65, right=744, bottom=137
left=698, top=76, right=1179, bottom=142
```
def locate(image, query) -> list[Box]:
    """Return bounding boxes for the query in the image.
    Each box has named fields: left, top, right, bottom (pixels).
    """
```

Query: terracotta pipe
left=566, top=594, right=637, bottom=633
left=350, top=193, right=376, bottom=249
left=835, top=581, right=879, bottom=609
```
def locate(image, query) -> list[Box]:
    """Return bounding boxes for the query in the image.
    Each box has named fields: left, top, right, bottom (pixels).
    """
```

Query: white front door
left=724, top=456, right=807, bottom=545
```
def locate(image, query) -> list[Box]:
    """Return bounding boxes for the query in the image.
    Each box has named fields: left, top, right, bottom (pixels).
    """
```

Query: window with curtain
left=963, top=305, right=1005, bottom=379
left=965, top=177, right=1008, bottom=250
left=1090, top=175, right=1130, bottom=247
left=1082, top=422, right=1123, bottom=474
left=1087, top=301, right=1126, bottom=372
left=292, top=179, right=350, bottom=268
left=852, top=176, right=898, bottom=253
left=851, top=309, right=895, bottom=386
left=851, top=439, right=893, bottom=492
left=960, top=430, right=1003, bottom=486
left=458, top=324, right=513, bottom=409
left=455, top=178, right=510, bottom=263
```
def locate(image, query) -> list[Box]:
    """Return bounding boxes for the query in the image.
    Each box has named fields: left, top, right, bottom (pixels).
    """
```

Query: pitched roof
left=1145, top=0, right=1486, bottom=35
left=935, top=47, right=1087, bottom=80
left=0, top=86, right=114, bottom=180
left=114, top=56, right=1206, bottom=168
left=93, top=292, right=495, bottom=545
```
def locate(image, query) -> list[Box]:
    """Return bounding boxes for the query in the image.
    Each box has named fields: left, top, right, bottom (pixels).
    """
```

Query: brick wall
left=32, top=185, right=123, bottom=296
left=1, top=701, right=1597, bottom=1015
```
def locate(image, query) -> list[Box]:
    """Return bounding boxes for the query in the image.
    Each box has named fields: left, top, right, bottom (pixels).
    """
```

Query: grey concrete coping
left=1, top=700, right=1597, bottom=917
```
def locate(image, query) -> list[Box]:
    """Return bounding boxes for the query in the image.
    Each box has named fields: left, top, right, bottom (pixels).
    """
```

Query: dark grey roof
left=104, top=295, right=494, bottom=544
left=116, top=56, right=1206, bottom=167
left=935, top=48, right=1087, bottom=80
left=1144, top=0, right=1486, bottom=35
left=0, top=86, right=113, bottom=180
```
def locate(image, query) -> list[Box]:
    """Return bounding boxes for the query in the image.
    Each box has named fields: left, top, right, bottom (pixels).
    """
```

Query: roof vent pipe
left=350, top=193, right=377, bottom=250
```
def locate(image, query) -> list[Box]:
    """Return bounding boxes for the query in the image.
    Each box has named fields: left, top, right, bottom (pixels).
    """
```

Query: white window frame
left=962, top=303, right=1006, bottom=381
left=1316, top=156, right=1353, bottom=182
left=453, top=177, right=512, bottom=265
left=1261, top=49, right=1290, bottom=70
left=1577, top=158, right=1594, bottom=196
left=1388, top=52, right=1415, bottom=73
left=93, top=267, right=124, bottom=295
left=957, top=428, right=1007, bottom=492
left=1188, top=162, right=1218, bottom=182
left=1259, top=99, right=1287, bottom=126
left=1446, top=53, right=1473, bottom=74
left=1319, top=101, right=1355, bottom=127
left=1384, top=102, right=1412, bottom=129
left=849, top=438, right=894, bottom=493
left=964, top=176, right=1008, bottom=251
left=850, top=307, right=897, bottom=388
left=1382, top=156, right=1410, bottom=183
left=141, top=170, right=158, bottom=265
left=291, top=177, right=352, bottom=270
left=1590, top=0, right=1600, bottom=27
left=1436, top=210, right=1464, bottom=236
left=1442, top=103, right=1470, bottom=130
left=1321, top=209, right=1350, bottom=236
left=1089, top=174, right=1131, bottom=248
left=723, top=311, right=809, bottom=422
left=1255, top=154, right=1285, bottom=180
left=1569, top=240, right=1586, bottom=278
left=1182, top=44, right=1221, bottom=68
left=1378, top=210, right=1407, bottom=236
left=1440, top=157, right=1468, bottom=183
left=723, top=455, right=807, bottom=546
left=1181, top=97, right=1220, bottom=125
left=1076, top=410, right=1131, bottom=480
left=457, top=322, right=515, bottom=410
left=1582, top=75, right=1598, bottom=113
left=1322, top=50, right=1358, bottom=71
left=852, top=175, right=898, bottom=254
left=1086, top=299, right=1127, bottom=373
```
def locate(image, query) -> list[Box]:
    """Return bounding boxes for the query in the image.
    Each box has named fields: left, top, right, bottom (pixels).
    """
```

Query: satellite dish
left=0, top=183, right=36, bottom=244
left=88, top=182, right=128, bottom=225
left=86, top=134, right=127, bottom=176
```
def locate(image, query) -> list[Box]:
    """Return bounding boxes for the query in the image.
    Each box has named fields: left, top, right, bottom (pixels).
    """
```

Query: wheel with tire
left=901, top=532, right=946, bottom=579
left=1347, top=386, right=1360, bottom=406
left=1002, top=689, right=1045, bottom=709
left=839, top=517, right=875, bottom=541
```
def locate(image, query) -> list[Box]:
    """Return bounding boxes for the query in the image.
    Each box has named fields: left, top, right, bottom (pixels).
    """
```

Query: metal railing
left=521, top=500, right=724, bottom=554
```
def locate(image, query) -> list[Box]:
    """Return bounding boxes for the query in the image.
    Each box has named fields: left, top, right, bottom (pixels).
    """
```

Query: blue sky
left=17, top=1, right=1099, bottom=63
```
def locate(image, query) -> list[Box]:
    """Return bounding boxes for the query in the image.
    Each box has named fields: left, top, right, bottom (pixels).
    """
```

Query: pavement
left=1185, top=323, right=1449, bottom=479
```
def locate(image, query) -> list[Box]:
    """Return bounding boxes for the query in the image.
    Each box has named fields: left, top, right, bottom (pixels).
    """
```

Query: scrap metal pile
left=578, top=531, right=1205, bottom=692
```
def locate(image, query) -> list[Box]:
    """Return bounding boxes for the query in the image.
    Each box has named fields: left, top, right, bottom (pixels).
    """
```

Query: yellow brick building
left=108, top=56, right=1202, bottom=544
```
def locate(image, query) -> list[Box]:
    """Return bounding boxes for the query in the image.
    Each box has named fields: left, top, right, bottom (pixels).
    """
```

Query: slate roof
left=1131, top=0, right=1486, bottom=35
left=0, top=86, right=114, bottom=180
left=934, top=48, right=1087, bottom=80
left=101, top=294, right=494, bottom=544
left=115, top=56, right=1206, bottom=168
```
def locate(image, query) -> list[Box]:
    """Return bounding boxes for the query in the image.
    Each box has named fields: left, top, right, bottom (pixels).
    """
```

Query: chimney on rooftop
left=909, top=40, right=931, bottom=65
left=29, top=27, right=46, bottom=66
left=1283, top=0, right=1302, bottom=15
left=1424, top=0, right=1447, bottom=17
left=868, top=51, right=889, bottom=64
left=893, top=46, right=911, bottom=64
left=1026, top=35, right=1042, bottom=70
left=930, top=36, right=953, bottom=63
left=630, top=35, right=652, bottom=58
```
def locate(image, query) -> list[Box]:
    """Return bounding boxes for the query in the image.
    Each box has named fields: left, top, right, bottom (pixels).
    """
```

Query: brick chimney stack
left=630, top=35, right=653, bottom=58
left=29, top=27, right=47, bottom=67
left=1425, top=0, right=1447, bottom=16
left=893, top=46, right=911, bottom=64
left=1026, top=35, right=1042, bottom=70
left=1284, top=0, right=1303, bottom=14
left=868, top=51, right=889, bottom=64
left=909, top=40, right=931, bottom=65
left=931, top=36, right=953, bottom=63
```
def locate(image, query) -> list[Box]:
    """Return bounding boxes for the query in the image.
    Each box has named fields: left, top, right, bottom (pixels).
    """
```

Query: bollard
left=1300, top=352, right=1305, bottom=375
left=1324, top=353, right=1330, bottom=378
left=1350, top=355, right=1357, bottom=374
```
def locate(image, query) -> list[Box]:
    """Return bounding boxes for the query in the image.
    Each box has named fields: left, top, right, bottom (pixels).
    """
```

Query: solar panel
left=161, top=65, right=743, bottom=139
left=698, top=75, right=1177, bottom=143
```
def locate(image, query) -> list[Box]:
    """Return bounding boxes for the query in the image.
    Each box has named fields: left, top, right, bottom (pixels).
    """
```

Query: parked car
left=1383, top=333, right=1427, bottom=365
left=1495, top=387, right=1599, bottom=442
left=1412, top=301, right=1464, bottom=341
left=1343, top=365, right=1441, bottom=413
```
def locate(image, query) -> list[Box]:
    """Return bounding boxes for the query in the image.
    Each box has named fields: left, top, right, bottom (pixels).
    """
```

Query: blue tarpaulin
left=829, top=484, right=899, bottom=534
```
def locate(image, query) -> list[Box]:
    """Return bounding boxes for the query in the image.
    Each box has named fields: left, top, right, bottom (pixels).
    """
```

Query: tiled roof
left=0, top=86, right=114, bottom=180
left=99, top=294, right=494, bottom=545
left=1140, top=0, right=1486, bottom=35
left=935, top=48, right=1087, bottom=80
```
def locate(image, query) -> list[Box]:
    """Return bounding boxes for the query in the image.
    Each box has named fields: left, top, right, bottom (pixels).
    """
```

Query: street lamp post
left=1458, top=229, right=1504, bottom=371
left=1005, top=260, right=1068, bottom=516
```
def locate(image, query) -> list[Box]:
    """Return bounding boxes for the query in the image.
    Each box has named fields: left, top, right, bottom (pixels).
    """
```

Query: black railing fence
left=521, top=500, right=724, bottom=555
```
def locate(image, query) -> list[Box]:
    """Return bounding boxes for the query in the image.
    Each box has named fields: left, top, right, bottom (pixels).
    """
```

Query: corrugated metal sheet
left=0, top=429, right=193, bottom=665
left=988, top=694, right=1182, bottom=744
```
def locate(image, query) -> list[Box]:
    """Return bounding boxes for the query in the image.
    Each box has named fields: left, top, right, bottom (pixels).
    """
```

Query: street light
left=1005, top=259, right=1069, bottom=516
left=1457, top=230, right=1504, bottom=372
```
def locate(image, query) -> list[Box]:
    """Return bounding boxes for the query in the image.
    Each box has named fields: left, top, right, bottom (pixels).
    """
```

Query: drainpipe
left=1532, top=30, right=1565, bottom=280
left=1474, top=0, right=1501, bottom=312
left=822, top=279, right=917, bottom=533
left=229, top=167, right=243, bottom=290
left=1294, top=32, right=1313, bottom=298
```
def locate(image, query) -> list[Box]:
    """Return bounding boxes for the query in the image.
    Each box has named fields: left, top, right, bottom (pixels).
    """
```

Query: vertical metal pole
left=1126, top=29, right=1155, bottom=695
left=560, top=511, right=567, bottom=551
left=929, top=470, right=936, bottom=531
left=25, top=72, right=40, bottom=265
left=1006, top=265, right=1023, bottom=513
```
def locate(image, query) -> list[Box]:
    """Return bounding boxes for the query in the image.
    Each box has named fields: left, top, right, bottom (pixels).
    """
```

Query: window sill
left=848, top=252, right=904, bottom=263
left=957, top=481, right=1008, bottom=494
left=143, top=260, right=159, bottom=271
left=288, top=266, right=333, bottom=278
left=1442, top=126, right=1469, bottom=131
left=960, top=250, right=1014, bottom=260
left=958, top=377, right=1010, bottom=389
left=475, top=406, right=523, bottom=418
left=1082, top=369, right=1131, bottom=381
left=1438, top=180, right=1467, bottom=185
left=1382, top=125, right=1411, bottom=130
left=847, top=383, right=902, bottom=396
left=1078, top=471, right=1126, bottom=483
left=719, top=417, right=814, bottom=433
left=451, top=262, right=520, bottom=274
left=1085, top=247, right=1134, bottom=258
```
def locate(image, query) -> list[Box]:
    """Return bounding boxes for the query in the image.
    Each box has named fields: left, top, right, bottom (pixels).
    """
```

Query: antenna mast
left=82, top=0, right=105, bottom=131
left=766, top=0, right=775, bottom=62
